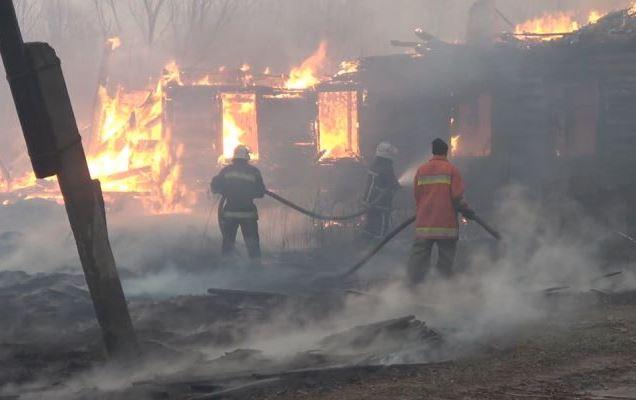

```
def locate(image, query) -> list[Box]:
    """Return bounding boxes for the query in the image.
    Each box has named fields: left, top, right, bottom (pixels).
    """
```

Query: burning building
left=6, top=4, right=636, bottom=221
left=0, top=40, right=368, bottom=212
left=163, top=42, right=366, bottom=197
left=374, top=4, right=636, bottom=219
left=315, top=83, right=361, bottom=162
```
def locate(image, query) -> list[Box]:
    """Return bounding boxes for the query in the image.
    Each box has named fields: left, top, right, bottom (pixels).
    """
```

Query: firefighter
left=362, top=142, right=401, bottom=239
left=211, top=145, right=265, bottom=260
left=407, top=138, right=475, bottom=285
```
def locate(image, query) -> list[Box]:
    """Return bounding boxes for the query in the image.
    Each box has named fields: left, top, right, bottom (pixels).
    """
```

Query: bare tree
left=13, top=0, right=42, bottom=38
left=167, top=0, right=257, bottom=62
left=93, top=0, right=123, bottom=38
left=129, top=0, right=168, bottom=47
left=44, top=0, right=73, bottom=43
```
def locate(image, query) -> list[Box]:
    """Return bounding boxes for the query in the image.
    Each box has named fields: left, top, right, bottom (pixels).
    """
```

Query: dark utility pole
left=0, top=0, right=139, bottom=360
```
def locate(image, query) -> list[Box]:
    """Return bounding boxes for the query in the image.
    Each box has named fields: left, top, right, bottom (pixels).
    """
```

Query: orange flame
left=336, top=60, right=359, bottom=77
left=515, top=10, right=605, bottom=41
left=587, top=10, right=602, bottom=24
left=450, top=135, right=461, bottom=157
left=220, top=93, right=259, bottom=164
left=87, top=61, right=192, bottom=214
left=285, top=41, right=328, bottom=89
left=106, top=36, right=121, bottom=51
left=162, top=60, right=183, bottom=86
left=317, top=90, right=359, bottom=160
left=193, top=74, right=215, bottom=86
left=515, top=12, right=580, bottom=39
left=0, top=171, right=37, bottom=194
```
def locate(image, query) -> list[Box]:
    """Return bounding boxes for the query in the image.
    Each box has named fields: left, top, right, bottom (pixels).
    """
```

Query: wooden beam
left=0, top=0, right=139, bottom=361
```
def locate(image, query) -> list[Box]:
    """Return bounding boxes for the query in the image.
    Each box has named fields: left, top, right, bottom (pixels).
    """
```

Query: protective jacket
left=211, top=160, right=265, bottom=219
left=363, top=156, right=400, bottom=210
left=413, top=155, right=469, bottom=239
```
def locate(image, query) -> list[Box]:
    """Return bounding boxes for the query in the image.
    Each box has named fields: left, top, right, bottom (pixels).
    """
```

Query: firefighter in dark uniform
left=211, top=145, right=265, bottom=259
left=362, top=142, right=400, bottom=239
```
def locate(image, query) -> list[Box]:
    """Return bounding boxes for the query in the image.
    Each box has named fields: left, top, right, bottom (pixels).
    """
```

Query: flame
left=220, top=93, right=259, bottom=164
left=588, top=10, right=602, bottom=24
left=336, top=60, right=359, bottom=77
left=194, top=74, right=214, bottom=86
left=106, top=36, right=121, bottom=51
left=87, top=62, right=192, bottom=214
left=515, top=12, right=580, bottom=39
left=3, top=41, right=370, bottom=207
left=515, top=10, right=606, bottom=41
left=285, top=41, right=328, bottom=89
left=162, top=60, right=183, bottom=86
left=0, top=171, right=37, bottom=193
left=317, top=90, right=359, bottom=160
left=450, top=135, right=461, bottom=157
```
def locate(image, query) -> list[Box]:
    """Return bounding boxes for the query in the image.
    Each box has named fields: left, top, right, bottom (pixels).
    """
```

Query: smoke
left=2, top=1, right=636, bottom=396
left=1, top=182, right=635, bottom=398
left=3, top=0, right=635, bottom=164
left=215, top=183, right=632, bottom=359
left=0, top=199, right=78, bottom=273
left=364, top=184, right=628, bottom=342
left=0, top=351, right=202, bottom=400
left=226, top=183, right=633, bottom=364
left=398, top=160, right=422, bottom=186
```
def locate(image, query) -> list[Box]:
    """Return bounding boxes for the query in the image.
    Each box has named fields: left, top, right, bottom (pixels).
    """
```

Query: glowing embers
left=316, top=90, right=360, bottom=161
left=451, top=93, right=492, bottom=157
left=220, top=92, right=259, bottom=163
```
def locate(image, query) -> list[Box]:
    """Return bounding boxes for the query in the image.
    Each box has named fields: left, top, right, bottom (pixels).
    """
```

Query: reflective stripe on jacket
left=211, top=160, right=265, bottom=220
left=414, top=155, right=466, bottom=240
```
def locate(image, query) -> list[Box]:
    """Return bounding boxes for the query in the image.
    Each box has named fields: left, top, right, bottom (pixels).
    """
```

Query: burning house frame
left=6, top=5, right=636, bottom=219
left=365, top=5, right=636, bottom=219
left=163, top=65, right=365, bottom=195
left=218, top=89, right=260, bottom=163
left=315, top=82, right=362, bottom=162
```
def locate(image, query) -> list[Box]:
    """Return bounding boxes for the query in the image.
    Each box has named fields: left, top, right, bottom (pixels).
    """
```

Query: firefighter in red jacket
left=407, top=138, right=475, bottom=285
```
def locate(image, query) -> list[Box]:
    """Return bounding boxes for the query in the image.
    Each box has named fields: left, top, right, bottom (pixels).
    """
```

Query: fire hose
left=263, top=190, right=501, bottom=278
left=213, top=189, right=377, bottom=236
left=340, top=216, right=416, bottom=278
left=215, top=190, right=501, bottom=278
left=340, top=214, right=501, bottom=278
left=265, top=189, right=381, bottom=221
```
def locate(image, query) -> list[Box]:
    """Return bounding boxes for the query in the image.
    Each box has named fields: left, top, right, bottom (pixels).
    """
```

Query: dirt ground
left=2, top=202, right=636, bottom=399
left=239, top=302, right=636, bottom=400
left=2, top=281, right=636, bottom=399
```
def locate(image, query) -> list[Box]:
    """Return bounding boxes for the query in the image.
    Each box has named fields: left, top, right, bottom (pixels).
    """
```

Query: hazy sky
left=0, top=0, right=633, bottom=166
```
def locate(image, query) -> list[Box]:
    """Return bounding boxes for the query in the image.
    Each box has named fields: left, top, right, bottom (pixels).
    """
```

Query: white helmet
left=376, top=142, right=398, bottom=159
left=233, top=145, right=251, bottom=160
